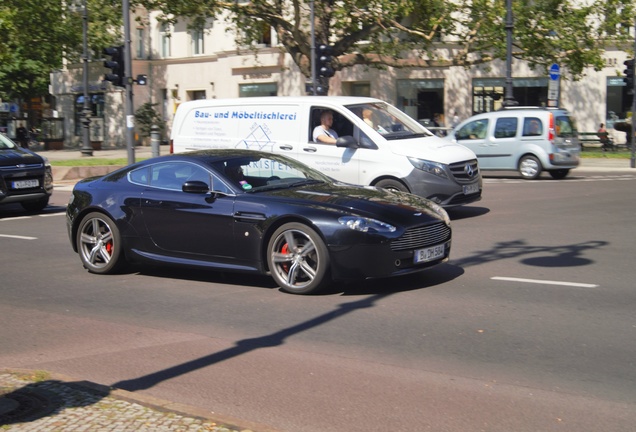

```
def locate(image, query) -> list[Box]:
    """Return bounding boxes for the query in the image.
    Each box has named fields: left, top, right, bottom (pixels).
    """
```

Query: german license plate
left=12, top=179, right=39, bottom=189
left=414, top=243, right=446, bottom=264
left=463, top=182, right=479, bottom=195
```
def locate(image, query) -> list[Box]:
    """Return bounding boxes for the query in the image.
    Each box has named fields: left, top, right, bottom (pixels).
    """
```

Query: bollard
left=150, top=124, right=160, bottom=158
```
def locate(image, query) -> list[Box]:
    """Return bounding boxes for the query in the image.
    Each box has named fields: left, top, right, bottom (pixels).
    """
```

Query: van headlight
left=338, top=216, right=396, bottom=233
left=408, top=157, right=448, bottom=179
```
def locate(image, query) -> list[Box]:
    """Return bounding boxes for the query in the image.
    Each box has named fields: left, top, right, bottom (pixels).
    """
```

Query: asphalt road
left=1, top=169, right=635, bottom=432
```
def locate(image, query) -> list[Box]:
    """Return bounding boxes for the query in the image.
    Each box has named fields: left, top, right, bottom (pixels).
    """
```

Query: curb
left=1, top=368, right=279, bottom=432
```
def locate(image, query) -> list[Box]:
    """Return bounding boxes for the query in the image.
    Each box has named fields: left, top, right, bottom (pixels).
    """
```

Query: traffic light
left=103, top=45, right=125, bottom=87
left=316, top=44, right=335, bottom=78
left=623, top=58, right=634, bottom=90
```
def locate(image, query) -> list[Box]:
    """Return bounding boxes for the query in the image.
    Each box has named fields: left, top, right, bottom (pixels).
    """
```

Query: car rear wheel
left=77, top=212, right=123, bottom=274
left=549, top=169, right=570, bottom=179
left=267, top=222, right=331, bottom=295
left=20, top=196, right=49, bottom=212
left=519, top=155, right=542, bottom=180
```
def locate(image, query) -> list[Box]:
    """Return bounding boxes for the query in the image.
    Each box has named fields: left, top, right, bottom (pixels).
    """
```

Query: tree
left=133, top=0, right=635, bottom=82
left=0, top=0, right=121, bottom=126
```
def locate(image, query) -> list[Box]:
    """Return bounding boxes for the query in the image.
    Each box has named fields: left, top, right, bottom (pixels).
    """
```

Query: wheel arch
left=370, top=175, right=411, bottom=193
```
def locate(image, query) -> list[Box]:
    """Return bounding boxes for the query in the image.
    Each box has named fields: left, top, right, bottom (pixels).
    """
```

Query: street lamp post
left=80, top=0, right=92, bottom=156
left=503, top=0, right=517, bottom=107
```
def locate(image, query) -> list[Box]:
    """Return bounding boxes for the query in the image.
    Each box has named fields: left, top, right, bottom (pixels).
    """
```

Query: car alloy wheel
left=267, top=222, right=330, bottom=294
left=77, top=212, right=123, bottom=274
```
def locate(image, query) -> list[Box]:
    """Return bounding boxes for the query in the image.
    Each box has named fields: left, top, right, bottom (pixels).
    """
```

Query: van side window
left=309, top=106, right=354, bottom=143
left=494, top=117, right=518, bottom=139
left=456, top=119, right=488, bottom=140
left=522, top=118, right=543, bottom=136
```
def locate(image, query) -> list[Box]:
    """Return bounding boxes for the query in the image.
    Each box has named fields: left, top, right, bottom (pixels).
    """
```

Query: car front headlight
left=338, top=216, right=396, bottom=233
left=408, top=157, right=448, bottom=179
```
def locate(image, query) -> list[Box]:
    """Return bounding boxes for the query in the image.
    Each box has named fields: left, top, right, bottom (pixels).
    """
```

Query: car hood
left=260, top=182, right=449, bottom=225
left=0, top=147, right=44, bottom=166
left=387, top=135, right=476, bottom=164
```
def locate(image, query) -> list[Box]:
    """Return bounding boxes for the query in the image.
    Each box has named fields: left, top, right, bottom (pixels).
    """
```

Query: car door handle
left=302, top=147, right=317, bottom=153
left=278, top=145, right=293, bottom=151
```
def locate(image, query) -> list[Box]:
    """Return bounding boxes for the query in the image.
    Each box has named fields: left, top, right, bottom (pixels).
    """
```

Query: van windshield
left=345, top=102, right=432, bottom=140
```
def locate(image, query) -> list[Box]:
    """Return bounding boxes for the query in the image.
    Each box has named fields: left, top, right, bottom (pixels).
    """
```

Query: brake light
left=169, top=138, right=174, bottom=154
left=548, top=113, right=555, bottom=142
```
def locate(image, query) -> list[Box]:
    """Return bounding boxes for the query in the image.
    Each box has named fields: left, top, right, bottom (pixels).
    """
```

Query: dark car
left=0, top=133, right=53, bottom=211
left=66, top=149, right=451, bottom=294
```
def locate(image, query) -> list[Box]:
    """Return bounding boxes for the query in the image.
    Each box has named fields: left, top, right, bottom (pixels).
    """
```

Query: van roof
left=176, top=96, right=383, bottom=108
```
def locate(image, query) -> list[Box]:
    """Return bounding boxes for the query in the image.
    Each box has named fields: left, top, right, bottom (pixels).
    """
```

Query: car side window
left=147, top=162, right=212, bottom=191
left=129, top=166, right=150, bottom=185
left=522, top=117, right=543, bottom=136
left=494, top=117, right=518, bottom=139
left=456, top=119, right=488, bottom=140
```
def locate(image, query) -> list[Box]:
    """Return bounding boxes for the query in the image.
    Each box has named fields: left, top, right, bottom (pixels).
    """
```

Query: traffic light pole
left=123, top=0, right=135, bottom=165
left=80, top=0, right=92, bottom=157
left=632, top=16, right=635, bottom=168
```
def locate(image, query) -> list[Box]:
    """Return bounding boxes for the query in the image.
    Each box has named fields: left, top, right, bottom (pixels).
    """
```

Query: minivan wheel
left=549, top=169, right=570, bottom=180
left=519, top=155, right=542, bottom=180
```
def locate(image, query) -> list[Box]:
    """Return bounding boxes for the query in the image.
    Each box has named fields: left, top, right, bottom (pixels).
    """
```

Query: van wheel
left=375, top=179, right=409, bottom=193
left=549, top=169, right=570, bottom=179
left=519, top=155, right=542, bottom=180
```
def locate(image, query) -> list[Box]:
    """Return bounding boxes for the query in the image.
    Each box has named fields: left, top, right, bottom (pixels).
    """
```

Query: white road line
left=39, top=213, right=65, bottom=217
left=0, top=216, right=31, bottom=222
left=0, top=234, right=37, bottom=240
left=492, top=276, right=598, bottom=288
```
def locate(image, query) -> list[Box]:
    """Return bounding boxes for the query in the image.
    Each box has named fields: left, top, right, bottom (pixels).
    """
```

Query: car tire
left=76, top=212, right=124, bottom=274
left=548, top=169, right=570, bottom=179
left=375, top=178, right=409, bottom=193
left=267, top=222, right=331, bottom=295
left=20, top=196, right=49, bottom=212
left=519, top=155, right=542, bottom=180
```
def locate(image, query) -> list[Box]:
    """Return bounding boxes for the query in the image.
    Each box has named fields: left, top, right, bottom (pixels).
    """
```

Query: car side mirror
left=335, top=135, right=357, bottom=148
left=182, top=180, right=210, bottom=194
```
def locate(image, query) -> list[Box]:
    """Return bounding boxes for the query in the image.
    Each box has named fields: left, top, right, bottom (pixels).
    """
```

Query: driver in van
left=313, top=110, right=339, bottom=144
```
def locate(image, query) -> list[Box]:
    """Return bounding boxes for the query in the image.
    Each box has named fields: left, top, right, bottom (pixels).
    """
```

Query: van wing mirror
left=335, top=135, right=357, bottom=148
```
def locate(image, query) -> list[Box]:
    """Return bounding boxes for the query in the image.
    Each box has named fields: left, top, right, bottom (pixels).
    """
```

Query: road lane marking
left=492, top=276, right=598, bottom=288
left=0, top=216, right=31, bottom=222
left=0, top=234, right=37, bottom=240
left=39, top=213, right=65, bottom=217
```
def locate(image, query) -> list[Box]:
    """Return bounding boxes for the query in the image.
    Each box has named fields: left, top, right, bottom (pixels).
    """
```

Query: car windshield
left=345, top=102, right=432, bottom=141
left=210, top=153, right=332, bottom=193
left=0, top=133, right=18, bottom=149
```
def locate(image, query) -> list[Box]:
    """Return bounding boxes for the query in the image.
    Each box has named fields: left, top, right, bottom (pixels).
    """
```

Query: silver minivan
left=446, top=107, right=580, bottom=179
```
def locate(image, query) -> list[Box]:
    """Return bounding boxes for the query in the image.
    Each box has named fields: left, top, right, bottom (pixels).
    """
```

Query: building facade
left=49, top=8, right=632, bottom=149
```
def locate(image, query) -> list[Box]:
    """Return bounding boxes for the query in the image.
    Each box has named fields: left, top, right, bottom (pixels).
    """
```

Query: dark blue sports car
left=66, top=149, right=451, bottom=294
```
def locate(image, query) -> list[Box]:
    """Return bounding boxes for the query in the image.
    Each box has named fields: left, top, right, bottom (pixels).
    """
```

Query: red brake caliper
left=281, top=243, right=289, bottom=273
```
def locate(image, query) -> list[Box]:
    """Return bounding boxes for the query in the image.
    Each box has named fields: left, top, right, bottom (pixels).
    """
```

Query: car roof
left=174, top=96, right=383, bottom=109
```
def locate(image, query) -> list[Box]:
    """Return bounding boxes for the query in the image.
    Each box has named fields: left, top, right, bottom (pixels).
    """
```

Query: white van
left=170, top=96, right=482, bottom=207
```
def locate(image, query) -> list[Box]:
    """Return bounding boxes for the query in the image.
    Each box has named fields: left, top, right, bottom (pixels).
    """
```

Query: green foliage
left=132, top=0, right=635, bottom=81
left=134, top=102, right=165, bottom=138
left=0, top=0, right=121, bottom=104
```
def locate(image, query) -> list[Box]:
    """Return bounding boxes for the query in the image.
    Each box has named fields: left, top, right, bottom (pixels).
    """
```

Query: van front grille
left=449, top=159, right=480, bottom=184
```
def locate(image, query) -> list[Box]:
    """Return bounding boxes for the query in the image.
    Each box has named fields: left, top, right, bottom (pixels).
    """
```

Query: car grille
left=449, top=159, right=479, bottom=184
left=391, top=222, right=451, bottom=251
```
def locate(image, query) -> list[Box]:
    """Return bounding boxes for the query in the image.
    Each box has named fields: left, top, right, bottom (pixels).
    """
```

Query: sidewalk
left=0, top=369, right=272, bottom=432
left=38, top=145, right=636, bottom=184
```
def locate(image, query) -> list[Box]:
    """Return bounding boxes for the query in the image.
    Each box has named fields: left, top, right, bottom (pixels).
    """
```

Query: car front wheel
left=375, top=178, right=409, bottom=193
left=267, top=222, right=331, bottom=294
left=21, top=196, right=49, bottom=212
left=519, top=155, right=542, bottom=180
left=76, top=212, right=123, bottom=274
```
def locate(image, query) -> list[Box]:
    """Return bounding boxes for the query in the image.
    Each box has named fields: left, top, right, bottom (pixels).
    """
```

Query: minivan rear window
left=555, top=115, right=577, bottom=137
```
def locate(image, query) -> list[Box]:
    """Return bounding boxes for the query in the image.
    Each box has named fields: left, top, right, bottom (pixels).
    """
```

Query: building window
left=472, top=78, right=548, bottom=114
left=191, top=27, right=204, bottom=55
left=606, top=77, right=630, bottom=124
left=188, top=90, right=206, bottom=100
left=256, top=21, right=272, bottom=46
left=160, top=24, right=171, bottom=58
left=396, top=79, right=445, bottom=124
left=136, top=28, right=145, bottom=59
left=239, top=83, right=277, bottom=97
